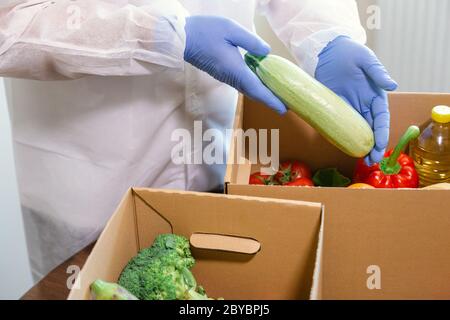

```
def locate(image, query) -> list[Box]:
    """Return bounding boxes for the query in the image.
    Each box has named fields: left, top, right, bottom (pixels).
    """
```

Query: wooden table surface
left=21, top=243, right=95, bottom=300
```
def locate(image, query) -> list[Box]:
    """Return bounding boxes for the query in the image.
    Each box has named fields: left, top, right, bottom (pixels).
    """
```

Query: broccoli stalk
left=90, top=279, right=138, bottom=300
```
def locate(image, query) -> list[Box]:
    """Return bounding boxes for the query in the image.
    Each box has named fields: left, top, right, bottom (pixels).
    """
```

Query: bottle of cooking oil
left=410, top=105, right=450, bottom=187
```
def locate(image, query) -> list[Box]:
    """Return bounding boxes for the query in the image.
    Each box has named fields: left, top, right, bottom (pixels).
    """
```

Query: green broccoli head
left=119, top=249, right=203, bottom=300
left=140, top=250, right=197, bottom=300
left=152, top=234, right=193, bottom=261
left=118, top=234, right=206, bottom=300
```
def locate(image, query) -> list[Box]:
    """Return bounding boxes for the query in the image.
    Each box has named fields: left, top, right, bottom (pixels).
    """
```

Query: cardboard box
left=225, top=93, right=450, bottom=299
left=68, top=188, right=324, bottom=300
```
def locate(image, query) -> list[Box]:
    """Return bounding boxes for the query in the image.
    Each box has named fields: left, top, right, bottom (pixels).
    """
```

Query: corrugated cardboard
left=68, top=188, right=325, bottom=300
left=225, top=93, right=450, bottom=299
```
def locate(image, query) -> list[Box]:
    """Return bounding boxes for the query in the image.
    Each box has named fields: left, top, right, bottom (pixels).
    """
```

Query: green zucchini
left=245, top=53, right=375, bottom=158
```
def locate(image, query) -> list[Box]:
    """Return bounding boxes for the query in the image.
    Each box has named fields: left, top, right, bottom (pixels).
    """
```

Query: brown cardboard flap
left=190, top=233, right=261, bottom=255
left=224, top=95, right=245, bottom=185
left=68, top=189, right=138, bottom=300
left=309, top=206, right=324, bottom=300
left=132, top=188, right=323, bottom=300
left=133, top=191, right=173, bottom=249
left=234, top=157, right=252, bottom=184
left=388, top=93, right=450, bottom=130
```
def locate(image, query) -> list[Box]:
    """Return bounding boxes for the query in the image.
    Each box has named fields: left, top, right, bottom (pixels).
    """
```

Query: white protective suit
left=0, top=0, right=366, bottom=282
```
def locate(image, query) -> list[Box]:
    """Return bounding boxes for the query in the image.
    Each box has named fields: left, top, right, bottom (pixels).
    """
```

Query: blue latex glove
left=184, top=16, right=287, bottom=115
left=315, top=36, right=398, bottom=164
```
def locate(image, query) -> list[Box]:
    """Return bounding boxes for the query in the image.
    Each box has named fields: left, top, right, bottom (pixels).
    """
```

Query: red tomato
left=249, top=172, right=275, bottom=185
left=285, top=178, right=314, bottom=187
left=275, top=160, right=312, bottom=185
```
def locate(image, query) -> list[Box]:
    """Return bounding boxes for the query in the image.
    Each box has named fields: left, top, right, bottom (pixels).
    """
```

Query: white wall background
left=0, top=78, right=33, bottom=299
left=372, top=0, right=450, bottom=93
left=255, top=0, right=450, bottom=93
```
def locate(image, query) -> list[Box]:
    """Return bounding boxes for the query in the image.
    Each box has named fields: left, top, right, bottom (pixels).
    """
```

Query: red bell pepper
left=275, top=160, right=312, bottom=185
left=353, top=126, right=420, bottom=188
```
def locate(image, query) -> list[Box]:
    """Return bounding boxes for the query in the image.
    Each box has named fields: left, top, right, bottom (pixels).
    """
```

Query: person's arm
left=183, top=16, right=286, bottom=114
left=0, top=0, right=187, bottom=80
left=258, top=0, right=366, bottom=76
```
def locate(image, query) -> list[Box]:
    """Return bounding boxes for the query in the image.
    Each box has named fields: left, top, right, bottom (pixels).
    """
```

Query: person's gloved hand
left=184, top=16, right=287, bottom=114
left=315, top=36, right=398, bottom=165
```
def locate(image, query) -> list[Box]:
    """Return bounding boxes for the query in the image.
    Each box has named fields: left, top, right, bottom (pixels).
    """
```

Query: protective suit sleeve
left=258, top=0, right=367, bottom=76
left=0, top=0, right=188, bottom=80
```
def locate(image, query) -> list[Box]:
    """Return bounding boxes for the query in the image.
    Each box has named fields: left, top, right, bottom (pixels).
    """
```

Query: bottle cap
left=432, top=105, right=450, bottom=124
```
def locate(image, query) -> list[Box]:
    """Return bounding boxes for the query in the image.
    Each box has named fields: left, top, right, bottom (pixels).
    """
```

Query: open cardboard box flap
left=225, top=93, right=450, bottom=185
left=68, top=188, right=325, bottom=300
left=225, top=93, right=450, bottom=299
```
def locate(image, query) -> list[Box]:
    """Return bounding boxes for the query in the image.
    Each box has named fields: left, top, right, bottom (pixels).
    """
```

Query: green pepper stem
left=380, top=125, right=420, bottom=175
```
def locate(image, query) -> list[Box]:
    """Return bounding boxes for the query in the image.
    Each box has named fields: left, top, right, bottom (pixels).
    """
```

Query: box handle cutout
left=190, top=233, right=261, bottom=255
